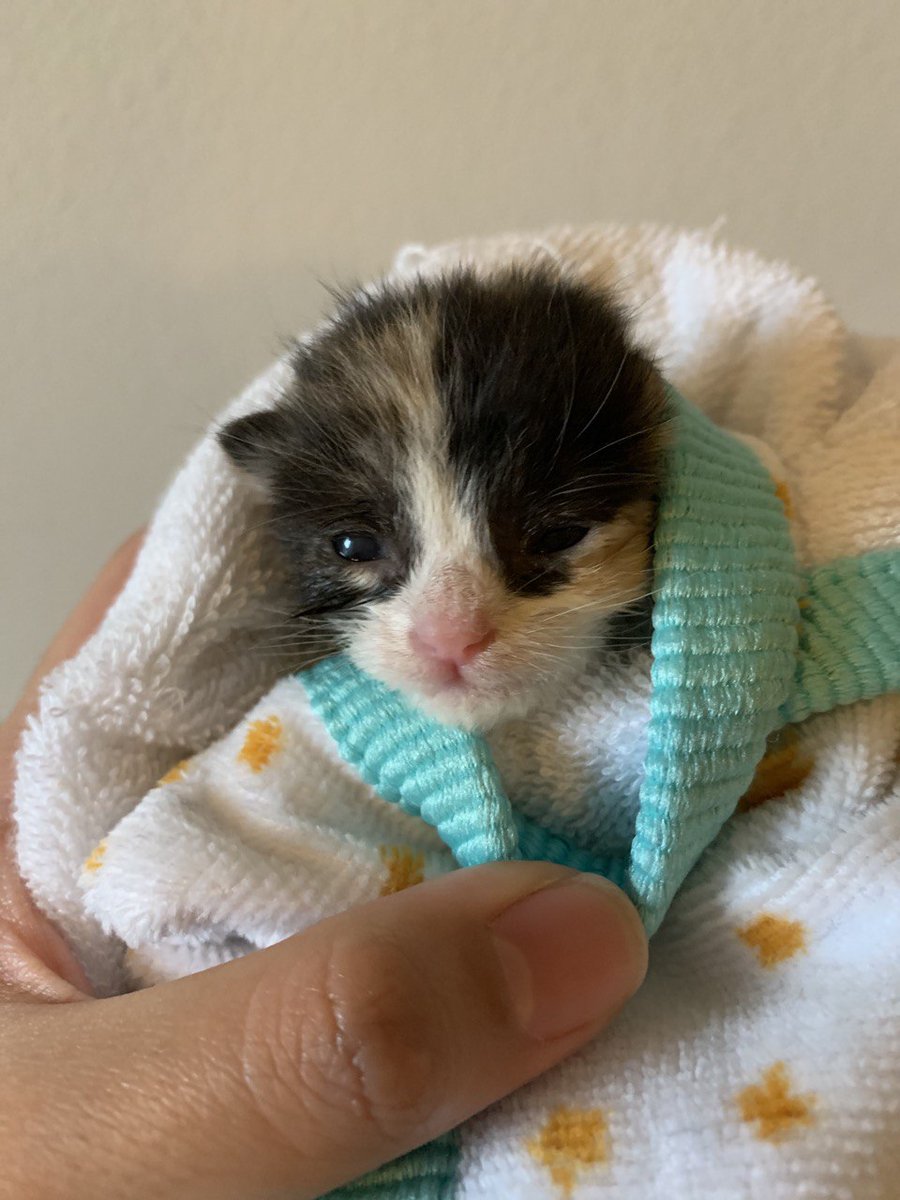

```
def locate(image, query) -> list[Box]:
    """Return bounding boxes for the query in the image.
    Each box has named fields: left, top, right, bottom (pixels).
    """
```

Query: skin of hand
left=0, top=534, right=649, bottom=1200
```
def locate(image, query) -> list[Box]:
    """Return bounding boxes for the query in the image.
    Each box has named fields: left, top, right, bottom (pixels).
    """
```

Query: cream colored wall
left=2, top=0, right=898, bottom=710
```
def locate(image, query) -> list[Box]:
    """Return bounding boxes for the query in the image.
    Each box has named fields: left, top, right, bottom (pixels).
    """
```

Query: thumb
left=12, top=862, right=647, bottom=1200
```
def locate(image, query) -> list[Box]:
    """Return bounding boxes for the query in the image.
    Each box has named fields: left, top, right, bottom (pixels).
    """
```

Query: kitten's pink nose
left=410, top=610, right=497, bottom=668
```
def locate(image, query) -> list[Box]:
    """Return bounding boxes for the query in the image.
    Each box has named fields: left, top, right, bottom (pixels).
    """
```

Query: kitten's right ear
left=217, top=408, right=286, bottom=481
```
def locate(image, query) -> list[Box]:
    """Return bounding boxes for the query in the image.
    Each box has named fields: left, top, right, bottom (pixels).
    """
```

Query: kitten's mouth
left=408, top=653, right=530, bottom=724
left=406, top=628, right=550, bottom=703
left=352, top=628, right=579, bottom=730
left=410, top=663, right=538, bottom=731
left=416, top=660, right=471, bottom=693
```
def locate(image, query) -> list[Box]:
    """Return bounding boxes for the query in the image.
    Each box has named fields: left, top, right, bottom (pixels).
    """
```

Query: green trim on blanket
left=783, top=549, right=900, bottom=725
left=300, top=654, right=519, bottom=868
left=302, top=654, right=626, bottom=884
left=325, top=1134, right=459, bottom=1200
left=628, top=386, right=799, bottom=931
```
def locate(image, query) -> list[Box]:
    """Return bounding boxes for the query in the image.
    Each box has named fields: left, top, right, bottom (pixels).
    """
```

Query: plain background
left=2, top=0, right=899, bottom=712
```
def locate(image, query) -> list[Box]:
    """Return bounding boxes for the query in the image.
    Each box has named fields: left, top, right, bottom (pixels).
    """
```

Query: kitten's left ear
left=217, top=408, right=287, bottom=482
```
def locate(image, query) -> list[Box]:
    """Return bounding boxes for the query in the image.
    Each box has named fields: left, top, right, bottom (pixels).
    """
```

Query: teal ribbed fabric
left=302, top=654, right=625, bottom=883
left=628, top=388, right=799, bottom=932
left=783, top=550, right=900, bottom=725
left=303, top=384, right=900, bottom=1200
left=326, top=1135, right=459, bottom=1200
left=301, top=654, right=519, bottom=867
left=512, top=811, right=627, bottom=886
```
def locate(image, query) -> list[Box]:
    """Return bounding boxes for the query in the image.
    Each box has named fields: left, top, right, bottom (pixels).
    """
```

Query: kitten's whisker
left=577, top=349, right=628, bottom=439
left=579, top=415, right=675, bottom=465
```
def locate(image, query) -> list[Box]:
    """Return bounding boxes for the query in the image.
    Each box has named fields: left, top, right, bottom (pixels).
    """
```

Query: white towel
left=14, top=224, right=900, bottom=1198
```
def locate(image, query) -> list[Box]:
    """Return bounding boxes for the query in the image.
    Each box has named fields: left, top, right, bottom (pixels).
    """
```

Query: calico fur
left=219, top=264, right=667, bottom=728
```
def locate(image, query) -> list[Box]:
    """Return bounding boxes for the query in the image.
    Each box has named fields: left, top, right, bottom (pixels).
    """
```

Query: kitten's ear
left=217, top=408, right=287, bottom=481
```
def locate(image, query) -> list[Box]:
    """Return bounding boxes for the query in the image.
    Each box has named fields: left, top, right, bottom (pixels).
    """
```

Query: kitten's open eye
left=531, top=525, right=591, bottom=555
left=333, top=533, right=383, bottom=562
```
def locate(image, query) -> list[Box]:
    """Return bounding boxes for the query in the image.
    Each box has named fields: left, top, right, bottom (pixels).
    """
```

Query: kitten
left=219, top=263, right=666, bottom=731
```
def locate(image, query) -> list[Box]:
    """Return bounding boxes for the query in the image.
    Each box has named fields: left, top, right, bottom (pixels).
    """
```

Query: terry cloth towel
left=15, top=224, right=900, bottom=1200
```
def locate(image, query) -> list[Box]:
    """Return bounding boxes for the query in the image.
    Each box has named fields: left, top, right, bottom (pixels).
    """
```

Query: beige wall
left=2, top=0, right=898, bottom=711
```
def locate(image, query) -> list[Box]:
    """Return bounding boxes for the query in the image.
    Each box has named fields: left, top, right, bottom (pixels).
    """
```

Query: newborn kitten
left=219, top=264, right=666, bottom=730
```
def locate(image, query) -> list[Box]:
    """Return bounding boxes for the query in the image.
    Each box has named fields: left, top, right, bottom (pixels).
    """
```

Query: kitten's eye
left=531, top=525, right=590, bottom=555
left=332, top=533, right=383, bottom=562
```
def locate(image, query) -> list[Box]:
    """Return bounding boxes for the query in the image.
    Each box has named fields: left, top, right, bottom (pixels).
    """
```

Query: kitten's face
left=220, top=267, right=666, bottom=730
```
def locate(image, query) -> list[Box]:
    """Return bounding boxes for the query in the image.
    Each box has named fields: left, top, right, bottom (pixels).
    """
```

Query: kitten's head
left=220, top=265, right=666, bottom=730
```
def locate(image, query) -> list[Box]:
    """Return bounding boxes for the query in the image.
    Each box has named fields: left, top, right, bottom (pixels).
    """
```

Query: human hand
left=0, top=536, right=648, bottom=1200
